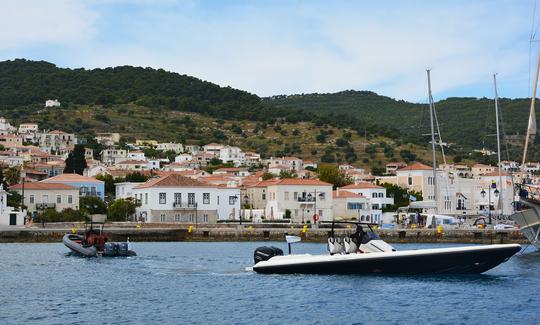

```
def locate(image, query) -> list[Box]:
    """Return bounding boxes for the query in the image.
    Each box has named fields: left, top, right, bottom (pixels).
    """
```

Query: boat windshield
left=361, top=231, right=380, bottom=244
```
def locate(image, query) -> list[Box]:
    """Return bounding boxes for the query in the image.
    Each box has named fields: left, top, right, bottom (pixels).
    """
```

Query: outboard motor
left=118, top=242, right=129, bottom=256
left=254, top=246, right=283, bottom=264
left=103, top=242, right=117, bottom=256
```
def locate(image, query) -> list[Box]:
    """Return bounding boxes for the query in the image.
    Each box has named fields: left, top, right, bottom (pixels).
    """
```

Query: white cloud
left=0, top=1, right=535, bottom=101
left=0, top=0, right=98, bottom=50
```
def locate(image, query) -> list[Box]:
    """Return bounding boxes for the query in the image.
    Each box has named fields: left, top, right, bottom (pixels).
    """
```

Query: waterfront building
left=132, top=173, right=240, bottom=223
left=339, top=182, right=393, bottom=211
left=10, top=182, right=79, bottom=213
left=332, top=190, right=375, bottom=223
left=41, top=173, right=105, bottom=200
left=264, top=178, right=333, bottom=222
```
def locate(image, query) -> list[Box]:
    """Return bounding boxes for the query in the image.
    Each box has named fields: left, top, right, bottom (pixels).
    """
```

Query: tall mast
left=427, top=69, right=438, bottom=213
left=493, top=74, right=504, bottom=216
left=522, top=51, right=540, bottom=167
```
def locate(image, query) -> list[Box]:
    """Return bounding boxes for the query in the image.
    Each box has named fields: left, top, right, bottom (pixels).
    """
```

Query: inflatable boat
left=63, top=215, right=136, bottom=257
left=251, top=222, right=520, bottom=275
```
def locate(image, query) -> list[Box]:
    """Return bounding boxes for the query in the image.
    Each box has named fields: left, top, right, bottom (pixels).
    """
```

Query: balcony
left=297, top=197, right=315, bottom=203
left=173, top=202, right=198, bottom=209
left=35, top=203, right=56, bottom=210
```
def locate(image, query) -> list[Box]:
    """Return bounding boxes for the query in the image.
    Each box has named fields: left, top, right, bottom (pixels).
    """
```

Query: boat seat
left=328, top=237, right=345, bottom=255
left=343, top=236, right=358, bottom=254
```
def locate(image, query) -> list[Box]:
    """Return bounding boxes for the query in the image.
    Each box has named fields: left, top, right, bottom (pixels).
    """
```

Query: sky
left=0, top=0, right=538, bottom=102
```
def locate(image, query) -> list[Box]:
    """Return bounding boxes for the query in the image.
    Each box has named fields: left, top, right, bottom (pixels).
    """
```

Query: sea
left=0, top=242, right=539, bottom=325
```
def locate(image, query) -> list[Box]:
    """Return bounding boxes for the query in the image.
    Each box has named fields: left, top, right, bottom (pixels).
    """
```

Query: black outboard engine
left=254, top=246, right=283, bottom=264
left=118, top=242, right=129, bottom=256
left=103, top=242, right=117, bottom=256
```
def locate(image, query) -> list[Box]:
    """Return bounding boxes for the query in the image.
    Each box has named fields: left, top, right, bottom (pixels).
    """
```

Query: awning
left=409, top=200, right=437, bottom=209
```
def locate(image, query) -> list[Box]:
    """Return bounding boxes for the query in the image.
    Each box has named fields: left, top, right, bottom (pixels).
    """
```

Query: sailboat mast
left=522, top=52, right=540, bottom=167
left=493, top=74, right=504, bottom=216
left=427, top=69, right=438, bottom=213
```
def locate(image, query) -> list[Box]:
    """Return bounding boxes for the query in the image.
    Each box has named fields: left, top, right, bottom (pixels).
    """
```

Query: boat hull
left=252, top=244, right=521, bottom=275
left=62, top=234, right=98, bottom=257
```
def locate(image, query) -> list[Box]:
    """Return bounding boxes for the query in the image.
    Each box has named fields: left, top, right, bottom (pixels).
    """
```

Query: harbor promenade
left=0, top=223, right=528, bottom=244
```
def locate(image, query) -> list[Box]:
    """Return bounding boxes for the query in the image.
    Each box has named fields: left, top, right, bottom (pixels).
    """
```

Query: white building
left=0, top=185, right=25, bottom=226
left=339, top=182, right=394, bottom=211
left=101, top=148, right=128, bottom=165
left=0, top=117, right=16, bottom=133
left=132, top=174, right=240, bottom=223
left=332, top=190, right=377, bottom=223
left=156, top=142, right=184, bottom=153
left=268, top=156, right=304, bottom=172
left=45, top=99, right=61, bottom=107
left=175, top=153, right=193, bottom=163
left=265, top=178, right=333, bottom=222
left=203, top=143, right=224, bottom=156
left=95, top=133, right=120, bottom=147
left=128, top=151, right=146, bottom=161
left=219, top=146, right=245, bottom=166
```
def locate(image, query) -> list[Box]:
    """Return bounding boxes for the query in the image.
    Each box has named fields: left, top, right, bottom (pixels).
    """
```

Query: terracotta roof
left=42, top=173, right=104, bottom=183
left=10, top=182, right=77, bottom=190
left=333, top=190, right=365, bottom=198
left=397, top=162, right=433, bottom=171
left=134, top=173, right=213, bottom=189
left=48, top=130, right=66, bottom=134
left=118, top=159, right=147, bottom=164
left=272, top=179, right=331, bottom=186
left=341, top=182, right=383, bottom=189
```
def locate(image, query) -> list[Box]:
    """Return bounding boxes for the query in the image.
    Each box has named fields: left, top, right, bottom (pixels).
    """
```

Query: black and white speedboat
left=250, top=222, right=520, bottom=275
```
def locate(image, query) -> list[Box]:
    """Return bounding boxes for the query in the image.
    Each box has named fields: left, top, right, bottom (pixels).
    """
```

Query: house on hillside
left=41, top=173, right=105, bottom=200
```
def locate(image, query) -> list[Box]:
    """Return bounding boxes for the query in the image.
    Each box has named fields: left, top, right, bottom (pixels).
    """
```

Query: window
left=43, top=195, right=49, bottom=203
left=262, top=193, right=266, bottom=200
left=188, top=193, right=195, bottom=205
left=174, top=214, right=180, bottom=222
left=189, top=214, right=195, bottom=223
left=203, top=214, right=208, bottom=223
left=378, top=193, right=383, bottom=198
left=29, top=195, right=34, bottom=204
left=203, top=193, right=210, bottom=204
left=372, top=193, right=377, bottom=198
left=145, top=193, right=148, bottom=205
left=159, top=193, right=166, bottom=204
left=56, top=195, right=61, bottom=204
left=284, top=192, right=289, bottom=200
left=293, top=192, right=298, bottom=200
left=347, top=203, right=363, bottom=210
left=408, top=177, right=413, bottom=186
left=160, top=214, right=166, bottom=222
left=318, top=210, right=323, bottom=217
left=319, top=192, right=325, bottom=200
left=68, top=195, right=73, bottom=204
left=174, top=193, right=181, bottom=204
left=294, top=209, right=298, bottom=216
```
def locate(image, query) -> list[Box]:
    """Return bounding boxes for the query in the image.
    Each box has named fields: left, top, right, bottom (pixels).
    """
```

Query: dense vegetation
left=265, top=91, right=540, bottom=161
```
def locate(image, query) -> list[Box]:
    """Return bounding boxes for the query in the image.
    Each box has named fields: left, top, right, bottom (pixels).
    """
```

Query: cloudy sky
left=0, top=0, right=538, bottom=101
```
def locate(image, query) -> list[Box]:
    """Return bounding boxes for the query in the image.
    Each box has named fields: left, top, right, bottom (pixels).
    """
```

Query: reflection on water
left=0, top=242, right=539, bottom=324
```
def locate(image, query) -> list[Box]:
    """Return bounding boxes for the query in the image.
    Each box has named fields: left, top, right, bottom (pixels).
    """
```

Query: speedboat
left=63, top=215, right=136, bottom=257
left=251, top=222, right=520, bottom=275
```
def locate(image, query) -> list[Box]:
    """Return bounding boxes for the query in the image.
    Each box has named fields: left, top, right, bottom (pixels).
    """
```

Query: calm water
left=0, top=241, right=539, bottom=325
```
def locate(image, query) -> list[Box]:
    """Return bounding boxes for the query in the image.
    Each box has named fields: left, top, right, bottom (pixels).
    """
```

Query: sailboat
left=510, top=51, right=540, bottom=250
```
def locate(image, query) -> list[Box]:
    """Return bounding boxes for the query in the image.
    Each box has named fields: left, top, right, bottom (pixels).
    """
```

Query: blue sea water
left=0, top=242, right=539, bottom=325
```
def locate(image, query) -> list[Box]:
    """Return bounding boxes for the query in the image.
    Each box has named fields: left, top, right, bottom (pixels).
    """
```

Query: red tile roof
left=10, top=182, right=77, bottom=190
left=272, top=179, right=331, bottom=186
left=333, top=190, right=365, bottom=198
left=341, top=182, right=383, bottom=189
left=42, top=173, right=103, bottom=183
left=397, top=162, right=433, bottom=171
left=134, top=173, right=214, bottom=189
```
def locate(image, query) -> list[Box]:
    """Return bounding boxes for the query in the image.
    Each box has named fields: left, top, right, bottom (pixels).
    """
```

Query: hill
left=264, top=91, right=539, bottom=161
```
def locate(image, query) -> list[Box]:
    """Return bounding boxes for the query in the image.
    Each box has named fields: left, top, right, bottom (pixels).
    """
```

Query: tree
left=4, top=166, right=21, bottom=185
left=399, top=149, right=417, bottom=163
left=317, top=164, right=353, bottom=189
left=96, top=174, right=116, bottom=199
left=0, top=168, right=9, bottom=189
left=107, top=198, right=137, bottom=221
left=80, top=196, right=107, bottom=215
left=125, top=172, right=149, bottom=182
left=380, top=183, right=423, bottom=212
left=261, top=172, right=274, bottom=180
left=64, top=144, right=87, bottom=175
left=279, top=170, right=297, bottom=179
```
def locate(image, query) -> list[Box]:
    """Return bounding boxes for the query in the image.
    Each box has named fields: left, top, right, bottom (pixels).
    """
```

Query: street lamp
left=480, top=184, right=499, bottom=225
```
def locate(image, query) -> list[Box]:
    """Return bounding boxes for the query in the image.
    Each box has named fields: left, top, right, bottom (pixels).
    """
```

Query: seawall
left=0, top=223, right=528, bottom=244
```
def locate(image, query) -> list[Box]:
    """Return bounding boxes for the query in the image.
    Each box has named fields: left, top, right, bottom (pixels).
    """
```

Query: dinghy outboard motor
left=254, top=246, right=283, bottom=264
left=118, top=242, right=129, bottom=256
left=103, top=242, right=118, bottom=257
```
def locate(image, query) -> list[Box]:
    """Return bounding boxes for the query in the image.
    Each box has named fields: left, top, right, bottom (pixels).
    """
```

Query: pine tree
left=64, top=145, right=88, bottom=175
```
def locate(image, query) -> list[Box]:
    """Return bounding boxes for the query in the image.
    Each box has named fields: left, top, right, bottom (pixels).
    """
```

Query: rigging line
left=431, top=100, right=446, bottom=165
left=530, top=0, right=538, bottom=96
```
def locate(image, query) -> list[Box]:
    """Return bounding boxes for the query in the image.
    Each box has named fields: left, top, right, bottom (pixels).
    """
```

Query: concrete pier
left=0, top=223, right=528, bottom=244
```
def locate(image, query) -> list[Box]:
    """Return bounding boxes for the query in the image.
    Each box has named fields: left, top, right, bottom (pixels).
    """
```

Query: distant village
left=0, top=107, right=538, bottom=226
